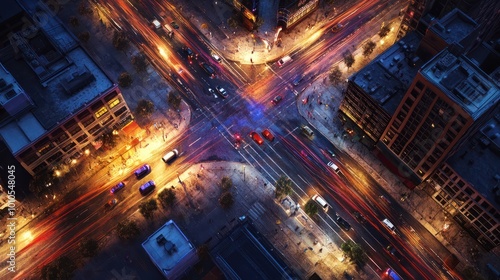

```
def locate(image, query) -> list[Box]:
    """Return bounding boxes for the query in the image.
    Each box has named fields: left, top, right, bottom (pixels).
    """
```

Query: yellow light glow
left=380, top=39, right=385, bottom=45
left=55, top=170, right=61, bottom=176
left=84, top=149, right=90, bottom=156
left=22, top=231, right=33, bottom=242
left=71, top=159, right=77, bottom=165
left=158, top=46, right=168, bottom=60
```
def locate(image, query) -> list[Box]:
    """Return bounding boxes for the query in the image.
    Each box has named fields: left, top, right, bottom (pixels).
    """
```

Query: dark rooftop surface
left=350, top=32, right=423, bottom=115
left=0, top=8, right=112, bottom=130
left=447, top=107, right=500, bottom=209
left=0, top=0, right=23, bottom=23
left=211, top=220, right=296, bottom=280
left=429, top=9, right=477, bottom=45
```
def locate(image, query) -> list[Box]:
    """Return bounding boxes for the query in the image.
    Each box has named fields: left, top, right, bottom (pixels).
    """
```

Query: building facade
left=377, top=49, right=499, bottom=187
left=423, top=108, right=500, bottom=248
left=277, top=0, right=319, bottom=30
left=0, top=4, right=133, bottom=176
left=339, top=32, right=423, bottom=147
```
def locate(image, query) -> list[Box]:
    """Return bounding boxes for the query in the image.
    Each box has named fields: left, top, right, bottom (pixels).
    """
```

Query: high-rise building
left=339, top=32, right=423, bottom=147
left=377, top=48, right=499, bottom=187
left=0, top=4, right=133, bottom=176
left=423, top=106, right=500, bottom=248
left=277, top=0, right=319, bottom=30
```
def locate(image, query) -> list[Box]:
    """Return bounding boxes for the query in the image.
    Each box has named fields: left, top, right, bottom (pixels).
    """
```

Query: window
left=51, top=128, right=69, bottom=144
left=89, top=124, right=102, bottom=135
left=67, top=124, right=82, bottom=136
left=76, top=134, right=88, bottom=143
left=19, top=148, right=38, bottom=165
left=108, top=98, right=120, bottom=108
left=62, top=142, right=76, bottom=152
left=91, top=100, right=104, bottom=111
left=81, top=116, right=95, bottom=127
left=104, top=90, right=118, bottom=102
left=114, top=106, right=127, bottom=117
left=78, top=110, right=91, bottom=120
left=33, top=162, right=48, bottom=174
left=94, top=106, right=108, bottom=118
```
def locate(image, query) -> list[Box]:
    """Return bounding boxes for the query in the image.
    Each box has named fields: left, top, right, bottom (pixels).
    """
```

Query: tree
left=118, top=72, right=132, bottom=88
left=132, top=53, right=148, bottom=73
left=329, top=66, right=342, bottom=85
left=274, top=175, right=292, bottom=199
left=304, top=199, right=319, bottom=217
left=139, top=199, right=158, bottom=220
left=158, top=188, right=176, bottom=209
left=135, top=99, right=155, bottom=119
left=362, top=40, right=376, bottom=58
left=112, top=31, right=128, bottom=50
left=41, top=256, right=76, bottom=280
left=29, top=172, right=58, bottom=197
left=117, top=220, right=140, bottom=240
left=341, top=240, right=367, bottom=264
left=343, top=52, right=355, bottom=70
left=78, top=3, right=93, bottom=16
left=78, top=32, right=90, bottom=43
left=100, top=130, right=117, bottom=148
left=220, top=176, right=233, bottom=192
left=167, top=91, right=182, bottom=110
left=379, top=24, right=391, bottom=38
left=79, top=238, right=99, bottom=258
left=219, top=192, right=234, bottom=209
left=69, top=16, right=79, bottom=27
left=197, top=244, right=210, bottom=260
left=227, top=17, right=238, bottom=29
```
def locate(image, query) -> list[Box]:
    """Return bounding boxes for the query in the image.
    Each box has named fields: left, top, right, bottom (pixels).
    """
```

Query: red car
left=261, top=129, right=274, bottom=141
left=250, top=132, right=264, bottom=145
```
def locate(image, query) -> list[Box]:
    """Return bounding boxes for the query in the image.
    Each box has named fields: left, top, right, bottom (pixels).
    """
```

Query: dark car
left=352, top=211, right=366, bottom=223
left=171, top=21, right=179, bottom=29
left=110, top=182, right=125, bottom=194
left=134, top=164, right=151, bottom=179
left=336, top=216, right=351, bottom=231
left=104, top=199, right=118, bottom=211
left=271, top=95, right=283, bottom=105
left=261, top=129, right=274, bottom=141
left=385, top=245, right=403, bottom=262
left=292, top=75, right=303, bottom=86
left=250, top=131, right=264, bottom=145
left=139, top=180, right=156, bottom=196
left=216, top=86, right=228, bottom=99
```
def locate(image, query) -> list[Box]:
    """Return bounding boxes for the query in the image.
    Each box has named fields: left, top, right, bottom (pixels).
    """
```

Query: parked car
left=110, top=182, right=125, bottom=194
left=250, top=131, right=264, bottom=145
left=261, top=129, right=274, bottom=141
left=271, top=95, right=283, bottom=105
left=134, top=164, right=151, bottom=179
left=171, top=21, right=179, bottom=29
left=336, top=215, right=351, bottom=231
left=216, top=86, right=228, bottom=99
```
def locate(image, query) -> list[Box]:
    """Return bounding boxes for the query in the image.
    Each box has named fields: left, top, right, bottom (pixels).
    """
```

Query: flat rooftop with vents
left=142, top=220, right=198, bottom=279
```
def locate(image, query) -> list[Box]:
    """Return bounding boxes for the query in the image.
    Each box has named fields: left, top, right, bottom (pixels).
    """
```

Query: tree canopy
left=275, top=175, right=292, bottom=199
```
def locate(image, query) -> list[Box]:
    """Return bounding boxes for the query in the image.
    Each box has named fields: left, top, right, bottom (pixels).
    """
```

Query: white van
left=277, top=55, right=292, bottom=67
left=163, top=24, right=174, bottom=37
left=162, top=149, right=179, bottom=164
left=301, top=125, right=314, bottom=139
left=312, top=194, right=329, bottom=212
left=382, top=218, right=396, bottom=233
left=327, top=161, right=340, bottom=173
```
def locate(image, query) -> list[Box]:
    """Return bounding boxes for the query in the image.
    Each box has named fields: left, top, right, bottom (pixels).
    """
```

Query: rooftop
left=429, top=8, right=477, bottom=45
left=350, top=32, right=423, bottom=115
left=420, top=49, right=500, bottom=119
left=447, top=107, right=500, bottom=209
left=211, top=219, right=296, bottom=280
left=0, top=7, right=113, bottom=153
left=142, top=220, right=197, bottom=279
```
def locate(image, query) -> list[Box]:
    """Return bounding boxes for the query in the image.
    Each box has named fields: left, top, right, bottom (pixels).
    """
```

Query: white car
left=212, top=54, right=222, bottom=63
left=216, top=86, right=228, bottom=99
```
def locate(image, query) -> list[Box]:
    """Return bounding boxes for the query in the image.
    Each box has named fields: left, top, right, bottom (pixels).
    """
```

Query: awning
left=122, top=121, right=142, bottom=136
